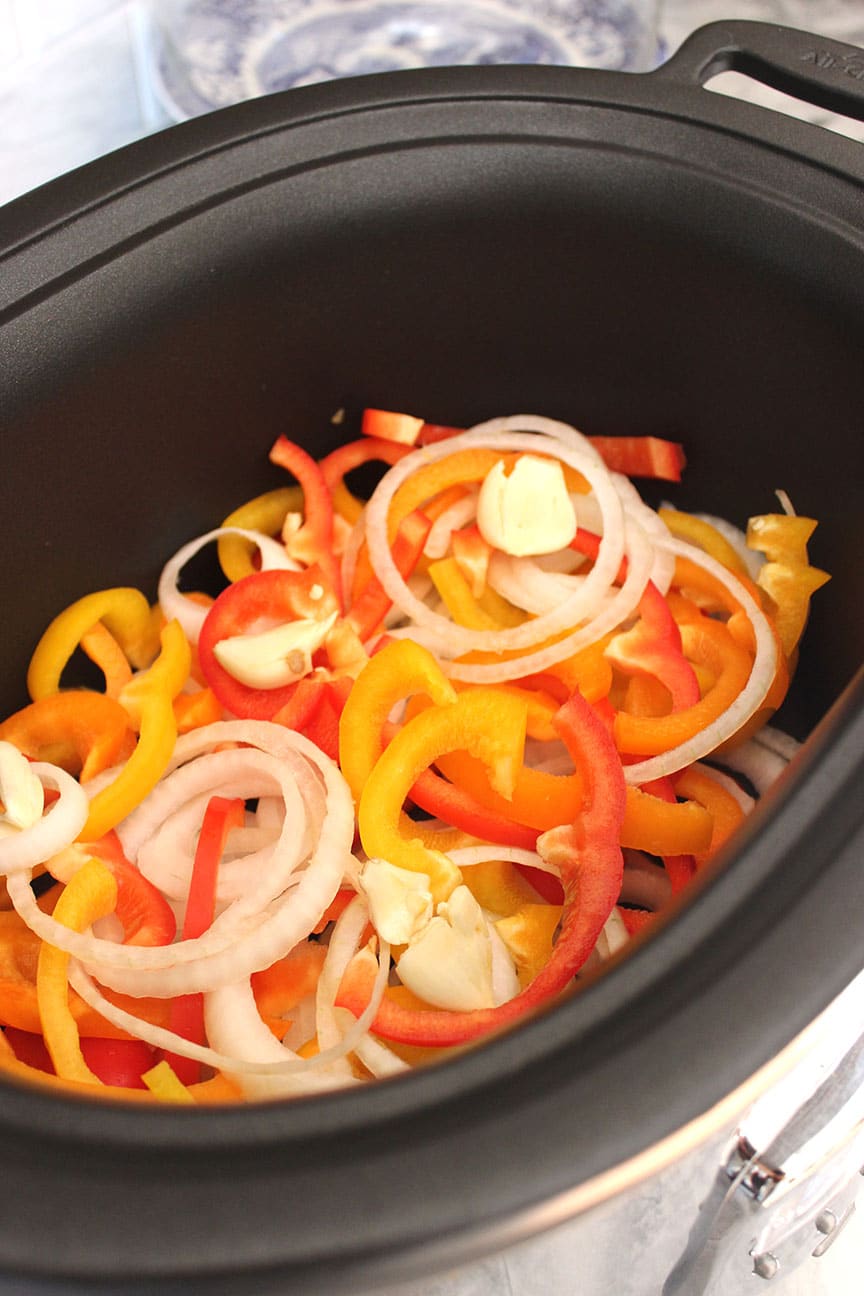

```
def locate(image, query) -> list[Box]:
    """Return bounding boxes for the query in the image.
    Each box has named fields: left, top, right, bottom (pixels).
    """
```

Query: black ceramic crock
left=0, top=20, right=863, bottom=1295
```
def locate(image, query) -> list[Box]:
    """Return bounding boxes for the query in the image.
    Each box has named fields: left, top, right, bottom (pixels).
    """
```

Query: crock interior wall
left=3, top=137, right=862, bottom=731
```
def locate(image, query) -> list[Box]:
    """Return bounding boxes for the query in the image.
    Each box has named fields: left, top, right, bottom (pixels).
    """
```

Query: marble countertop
left=0, top=3, right=863, bottom=1294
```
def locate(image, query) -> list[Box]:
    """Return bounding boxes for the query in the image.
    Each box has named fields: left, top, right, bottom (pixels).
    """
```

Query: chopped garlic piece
left=0, top=740, right=44, bottom=831
left=361, top=858, right=434, bottom=945
left=476, top=455, right=577, bottom=556
left=396, top=884, right=495, bottom=1011
left=213, top=611, right=337, bottom=689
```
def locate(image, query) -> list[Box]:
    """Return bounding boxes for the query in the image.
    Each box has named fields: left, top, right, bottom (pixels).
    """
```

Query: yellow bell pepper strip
left=428, top=557, right=503, bottom=631
left=746, top=512, right=831, bottom=659
left=338, top=638, right=457, bottom=804
left=319, top=436, right=413, bottom=526
left=164, top=795, right=245, bottom=1085
left=658, top=508, right=751, bottom=578
left=36, top=857, right=118, bottom=1084
left=268, top=435, right=344, bottom=607
left=614, top=616, right=754, bottom=758
left=197, top=567, right=341, bottom=719
left=358, top=688, right=529, bottom=904
left=141, top=1059, right=196, bottom=1104
left=27, top=587, right=160, bottom=701
left=82, top=619, right=191, bottom=841
left=80, top=621, right=134, bottom=698
left=0, top=692, right=136, bottom=784
left=495, top=903, right=563, bottom=988
left=673, top=765, right=745, bottom=866
left=218, top=485, right=304, bottom=582
left=337, top=688, right=625, bottom=1047
left=460, top=859, right=549, bottom=915
left=387, top=448, right=517, bottom=541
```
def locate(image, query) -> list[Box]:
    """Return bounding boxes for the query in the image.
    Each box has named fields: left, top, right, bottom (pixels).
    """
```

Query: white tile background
left=1, top=2, right=863, bottom=1293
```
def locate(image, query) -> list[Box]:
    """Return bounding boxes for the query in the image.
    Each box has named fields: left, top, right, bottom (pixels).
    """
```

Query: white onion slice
left=423, top=490, right=480, bottom=560
left=363, top=428, right=627, bottom=657
left=157, top=527, right=300, bottom=645
left=0, top=763, right=88, bottom=875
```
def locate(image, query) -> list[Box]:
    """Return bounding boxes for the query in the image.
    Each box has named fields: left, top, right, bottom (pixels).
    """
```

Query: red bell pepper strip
left=368, top=409, right=686, bottom=481
left=336, top=689, right=625, bottom=1046
left=319, top=436, right=413, bottom=526
left=4, top=1028, right=156, bottom=1088
left=82, top=831, right=177, bottom=946
left=571, top=529, right=700, bottom=711
left=163, top=795, right=245, bottom=1085
left=346, top=508, right=433, bottom=641
left=268, top=435, right=343, bottom=607
left=197, top=567, right=340, bottom=719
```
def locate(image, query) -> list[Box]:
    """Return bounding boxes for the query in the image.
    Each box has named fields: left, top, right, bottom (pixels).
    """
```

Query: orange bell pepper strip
left=673, top=765, right=745, bottom=865
left=337, top=688, right=625, bottom=1047
left=251, top=941, right=328, bottom=1039
left=27, top=587, right=160, bottom=701
left=80, top=621, right=135, bottom=697
left=619, top=783, right=713, bottom=857
left=358, top=687, right=529, bottom=903
left=614, top=617, right=754, bottom=758
left=173, top=686, right=224, bottom=733
left=0, top=691, right=136, bottom=784
left=746, top=512, right=831, bottom=659
left=82, top=619, right=191, bottom=841
left=218, top=484, right=304, bottom=582
left=36, top=857, right=118, bottom=1084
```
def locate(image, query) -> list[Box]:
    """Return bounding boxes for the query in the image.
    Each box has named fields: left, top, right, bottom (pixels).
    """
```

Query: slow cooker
left=0, top=18, right=862, bottom=1295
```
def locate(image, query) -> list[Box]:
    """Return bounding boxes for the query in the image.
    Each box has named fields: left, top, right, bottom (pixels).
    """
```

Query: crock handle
left=655, top=19, right=864, bottom=123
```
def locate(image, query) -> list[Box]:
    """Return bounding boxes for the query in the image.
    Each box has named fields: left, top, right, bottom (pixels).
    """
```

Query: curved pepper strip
left=197, top=567, right=341, bottom=720
left=614, top=617, right=754, bottom=758
left=746, top=513, right=831, bottom=659
left=27, top=587, right=160, bottom=701
left=319, top=436, right=412, bottom=526
left=658, top=509, right=752, bottom=578
left=82, top=619, right=190, bottom=841
left=0, top=692, right=136, bottom=784
left=36, top=858, right=118, bottom=1084
left=80, top=622, right=134, bottom=698
left=218, top=485, right=303, bottom=582
left=673, top=765, right=745, bottom=866
left=346, top=508, right=433, bottom=641
left=637, top=776, right=696, bottom=893
left=269, top=436, right=343, bottom=608
left=358, top=687, right=529, bottom=903
left=338, top=640, right=466, bottom=853
left=338, top=689, right=625, bottom=1046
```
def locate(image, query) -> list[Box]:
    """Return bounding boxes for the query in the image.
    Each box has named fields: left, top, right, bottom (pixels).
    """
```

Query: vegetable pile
left=0, top=411, right=829, bottom=1102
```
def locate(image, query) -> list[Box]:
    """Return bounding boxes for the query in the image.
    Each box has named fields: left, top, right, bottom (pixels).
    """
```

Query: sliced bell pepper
left=0, top=691, right=136, bottom=784
left=198, top=567, right=340, bottom=719
left=658, top=508, right=751, bottom=578
left=582, top=435, right=685, bottom=482
left=337, top=688, right=625, bottom=1045
left=36, top=857, right=118, bottom=1084
left=82, top=619, right=191, bottom=841
left=636, top=776, right=696, bottom=894
left=27, top=587, right=160, bottom=701
left=358, top=687, right=529, bottom=903
left=746, top=512, right=831, bottom=659
left=163, top=795, right=245, bottom=1085
left=269, top=435, right=343, bottom=607
left=673, top=765, right=745, bottom=865
left=613, top=616, right=754, bottom=758
left=61, top=830, right=177, bottom=947
left=319, top=436, right=413, bottom=525
left=80, top=621, right=135, bottom=697
left=218, top=485, right=304, bottom=582
left=346, top=508, right=433, bottom=641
